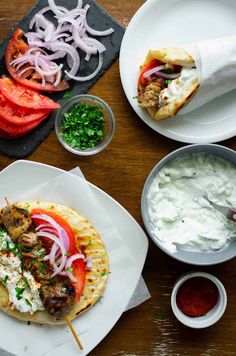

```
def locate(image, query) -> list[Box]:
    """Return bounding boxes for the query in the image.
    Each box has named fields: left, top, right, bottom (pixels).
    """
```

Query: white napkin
left=69, top=167, right=151, bottom=312
left=180, top=35, right=236, bottom=114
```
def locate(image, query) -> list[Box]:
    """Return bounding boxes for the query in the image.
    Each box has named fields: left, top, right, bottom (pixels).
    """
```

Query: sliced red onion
left=32, top=213, right=70, bottom=251
left=18, top=66, right=36, bottom=78
left=155, top=72, right=181, bottom=79
left=65, top=253, right=85, bottom=282
left=23, top=0, right=115, bottom=85
left=66, top=253, right=85, bottom=267
left=36, top=231, right=67, bottom=276
left=65, top=53, right=103, bottom=82
left=50, top=42, right=80, bottom=76
left=82, top=37, right=106, bottom=53
left=143, top=65, right=166, bottom=79
left=84, top=20, right=114, bottom=37
left=48, top=0, right=68, bottom=17
left=34, top=14, right=55, bottom=42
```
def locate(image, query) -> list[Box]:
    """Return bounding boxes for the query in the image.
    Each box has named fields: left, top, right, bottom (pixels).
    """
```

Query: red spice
left=176, top=277, right=219, bottom=317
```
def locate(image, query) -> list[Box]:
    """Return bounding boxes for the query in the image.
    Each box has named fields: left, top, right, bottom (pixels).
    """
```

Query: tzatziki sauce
left=159, top=67, right=198, bottom=107
left=0, top=230, right=44, bottom=313
left=147, top=153, right=236, bottom=253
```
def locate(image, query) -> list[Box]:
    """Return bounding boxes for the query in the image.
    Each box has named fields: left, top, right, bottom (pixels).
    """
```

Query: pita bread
left=140, top=48, right=199, bottom=121
left=0, top=201, right=109, bottom=325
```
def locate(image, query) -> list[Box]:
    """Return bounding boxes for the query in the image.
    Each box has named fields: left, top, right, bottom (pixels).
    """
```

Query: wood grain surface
left=0, top=1, right=236, bottom=355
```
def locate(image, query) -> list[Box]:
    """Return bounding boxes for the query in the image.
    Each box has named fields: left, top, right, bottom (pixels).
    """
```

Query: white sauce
left=0, top=231, right=44, bottom=313
left=159, top=67, right=198, bottom=106
left=147, top=153, right=236, bottom=253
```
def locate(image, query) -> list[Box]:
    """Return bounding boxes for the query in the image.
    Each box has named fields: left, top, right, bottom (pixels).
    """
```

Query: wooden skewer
left=64, top=317, right=83, bottom=351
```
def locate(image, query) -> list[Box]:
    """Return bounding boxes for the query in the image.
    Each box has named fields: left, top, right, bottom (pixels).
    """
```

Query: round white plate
left=120, top=0, right=236, bottom=143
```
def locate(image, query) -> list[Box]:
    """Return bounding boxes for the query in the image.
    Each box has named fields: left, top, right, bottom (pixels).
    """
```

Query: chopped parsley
left=60, top=102, right=105, bottom=151
left=15, top=287, right=24, bottom=300
left=66, top=266, right=74, bottom=273
left=100, top=271, right=106, bottom=277
left=63, top=91, right=73, bottom=99
left=17, top=243, right=33, bottom=253
left=25, top=299, right=32, bottom=307
left=165, top=79, right=172, bottom=85
left=39, top=262, right=47, bottom=275
left=34, top=249, right=44, bottom=258
left=24, top=202, right=30, bottom=212
left=61, top=287, right=67, bottom=293
left=2, top=275, right=9, bottom=285
left=64, top=251, right=71, bottom=257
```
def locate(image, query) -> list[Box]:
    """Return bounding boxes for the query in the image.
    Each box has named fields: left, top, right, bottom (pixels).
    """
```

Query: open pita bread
left=0, top=201, right=109, bottom=325
left=139, top=48, right=199, bottom=121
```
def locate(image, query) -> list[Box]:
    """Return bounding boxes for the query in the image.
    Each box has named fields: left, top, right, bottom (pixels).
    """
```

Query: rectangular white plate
left=0, top=160, right=148, bottom=356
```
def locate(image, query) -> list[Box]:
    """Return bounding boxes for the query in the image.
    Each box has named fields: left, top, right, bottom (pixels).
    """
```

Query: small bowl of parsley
left=55, top=94, right=115, bottom=155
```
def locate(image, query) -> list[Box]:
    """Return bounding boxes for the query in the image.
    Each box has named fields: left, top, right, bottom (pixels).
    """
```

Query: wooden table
left=1, top=1, right=236, bottom=355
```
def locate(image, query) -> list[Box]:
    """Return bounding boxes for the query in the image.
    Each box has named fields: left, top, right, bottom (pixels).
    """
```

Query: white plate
left=0, top=160, right=148, bottom=356
left=120, top=0, right=236, bottom=143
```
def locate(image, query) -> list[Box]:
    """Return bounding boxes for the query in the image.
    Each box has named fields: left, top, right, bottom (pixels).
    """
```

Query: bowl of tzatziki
left=142, top=144, right=236, bottom=265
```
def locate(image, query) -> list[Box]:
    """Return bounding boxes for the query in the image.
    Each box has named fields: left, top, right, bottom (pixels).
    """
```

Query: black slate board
left=0, top=0, right=124, bottom=158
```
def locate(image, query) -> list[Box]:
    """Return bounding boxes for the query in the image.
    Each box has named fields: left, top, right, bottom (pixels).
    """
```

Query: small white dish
left=171, top=272, right=227, bottom=328
left=120, top=0, right=236, bottom=143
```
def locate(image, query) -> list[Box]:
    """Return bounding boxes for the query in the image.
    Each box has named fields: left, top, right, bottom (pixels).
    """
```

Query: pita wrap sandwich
left=0, top=200, right=109, bottom=325
left=137, top=47, right=199, bottom=121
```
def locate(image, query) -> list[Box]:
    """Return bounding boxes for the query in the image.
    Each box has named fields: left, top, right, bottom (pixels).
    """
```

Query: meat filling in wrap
left=137, top=48, right=199, bottom=121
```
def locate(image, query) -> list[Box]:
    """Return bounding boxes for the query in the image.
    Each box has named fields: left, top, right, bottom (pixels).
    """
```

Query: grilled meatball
left=1, top=205, right=32, bottom=240
left=40, top=282, right=76, bottom=317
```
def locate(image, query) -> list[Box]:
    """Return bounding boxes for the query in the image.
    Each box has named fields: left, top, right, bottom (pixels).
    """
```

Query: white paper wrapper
left=179, top=35, right=236, bottom=114
left=0, top=170, right=148, bottom=356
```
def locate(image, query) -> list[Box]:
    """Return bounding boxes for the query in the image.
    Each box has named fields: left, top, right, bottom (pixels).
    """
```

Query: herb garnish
left=25, top=299, right=32, bottom=307
left=63, top=91, right=73, bottom=99
left=15, top=287, right=24, bottom=300
left=39, top=262, right=46, bottom=274
left=100, top=271, right=106, bottom=277
left=2, top=275, right=9, bottom=285
left=66, top=266, right=74, bottom=273
left=60, top=102, right=105, bottom=151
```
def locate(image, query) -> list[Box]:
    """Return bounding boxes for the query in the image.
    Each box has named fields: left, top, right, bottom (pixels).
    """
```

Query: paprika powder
left=176, top=277, right=219, bottom=317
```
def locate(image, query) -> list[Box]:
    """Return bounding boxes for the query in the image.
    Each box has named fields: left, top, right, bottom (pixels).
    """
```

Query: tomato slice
left=0, top=111, right=49, bottom=134
left=6, top=28, right=69, bottom=92
left=0, top=92, right=51, bottom=126
left=0, top=77, right=60, bottom=110
left=137, top=59, right=163, bottom=94
left=31, top=208, right=86, bottom=300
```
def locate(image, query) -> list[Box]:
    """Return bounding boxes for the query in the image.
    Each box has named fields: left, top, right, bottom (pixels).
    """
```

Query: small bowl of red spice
left=171, top=272, right=227, bottom=328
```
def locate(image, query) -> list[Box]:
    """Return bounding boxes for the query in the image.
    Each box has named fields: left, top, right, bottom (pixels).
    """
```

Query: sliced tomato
left=6, top=28, right=69, bottom=92
left=31, top=208, right=86, bottom=300
left=137, top=59, right=163, bottom=94
left=0, top=92, right=51, bottom=126
left=0, top=77, right=60, bottom=110
left=0, top=111, right=49, bottom=134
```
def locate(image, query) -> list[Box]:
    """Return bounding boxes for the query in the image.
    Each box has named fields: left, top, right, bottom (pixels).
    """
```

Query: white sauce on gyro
left=0, top=230, right=43, bottom=313
left=159, top=67, right=198, bottom=106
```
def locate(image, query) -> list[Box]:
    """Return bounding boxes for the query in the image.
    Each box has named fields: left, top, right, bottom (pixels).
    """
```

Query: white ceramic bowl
left=141, top=143, right=236, bottom=265
left=171, top=272, right=227, bottom=328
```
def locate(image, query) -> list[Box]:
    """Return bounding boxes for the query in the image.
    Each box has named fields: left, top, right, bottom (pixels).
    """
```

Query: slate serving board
left=0, top=0, right=124, bottom=158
